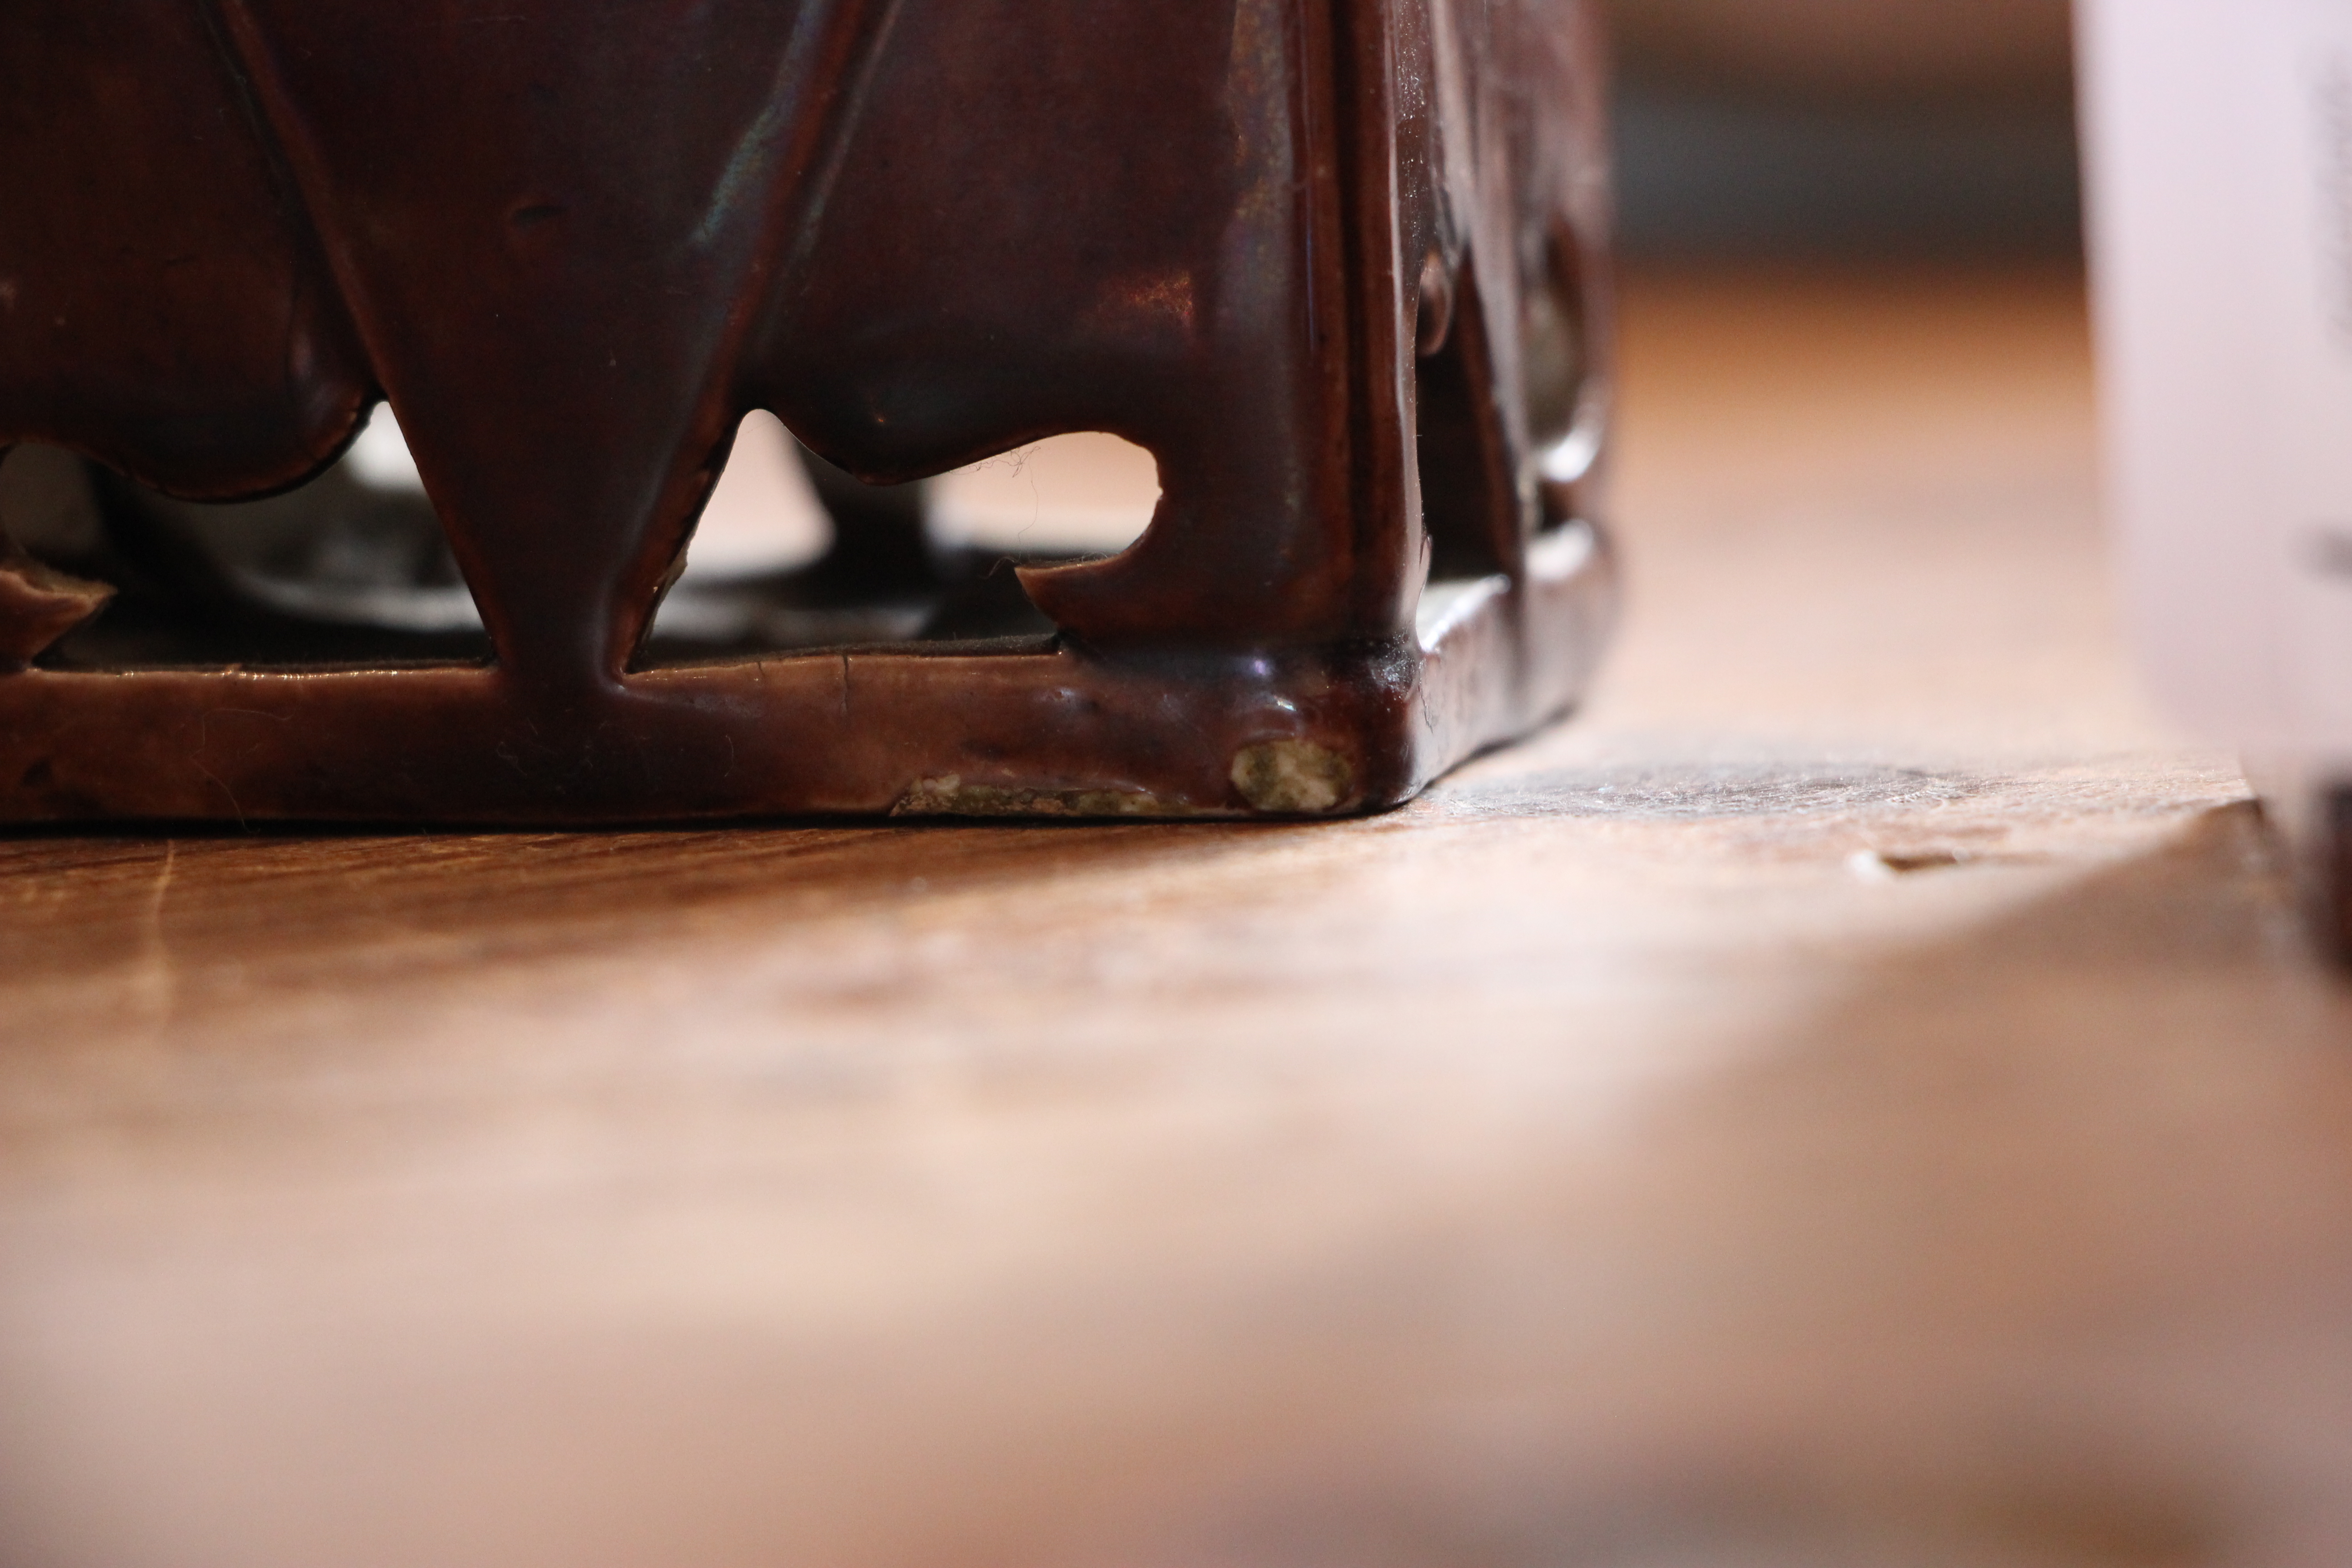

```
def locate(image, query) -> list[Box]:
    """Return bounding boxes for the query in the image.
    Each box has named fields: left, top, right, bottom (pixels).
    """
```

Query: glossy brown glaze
left=0, top=0, right=1616, bottom=823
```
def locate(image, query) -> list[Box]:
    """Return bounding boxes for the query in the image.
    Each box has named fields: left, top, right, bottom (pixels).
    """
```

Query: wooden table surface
left=5, top=269, right=2347, bottom=1568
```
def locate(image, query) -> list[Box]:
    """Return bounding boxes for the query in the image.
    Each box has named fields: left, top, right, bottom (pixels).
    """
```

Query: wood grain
left=4, top=268, right=2341, bottom=1568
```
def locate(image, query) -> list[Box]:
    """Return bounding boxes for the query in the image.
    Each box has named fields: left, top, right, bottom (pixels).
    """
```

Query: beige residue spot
left=1230, top=740, right=1353, bottom=815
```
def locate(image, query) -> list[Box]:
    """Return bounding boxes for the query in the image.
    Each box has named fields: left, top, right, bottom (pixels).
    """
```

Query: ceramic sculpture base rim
left=0, top=525, right=1613, bottom=825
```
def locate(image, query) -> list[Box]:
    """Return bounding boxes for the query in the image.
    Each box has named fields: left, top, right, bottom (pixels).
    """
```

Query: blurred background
left=1607, top=0, right=2081, bottom=256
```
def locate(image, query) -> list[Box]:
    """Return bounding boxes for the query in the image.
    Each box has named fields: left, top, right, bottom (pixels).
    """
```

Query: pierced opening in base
left=0, top=414, right=1165, bottom=673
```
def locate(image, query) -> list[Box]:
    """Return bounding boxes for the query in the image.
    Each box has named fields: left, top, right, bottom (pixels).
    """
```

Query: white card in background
left=2078, top=0, right=2352, bottom=750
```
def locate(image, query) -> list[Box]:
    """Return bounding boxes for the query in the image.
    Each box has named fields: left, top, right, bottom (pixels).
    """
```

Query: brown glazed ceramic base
left=0, top=0, right=1617, bottom=823
left=0, top=526, right=1610, bottom=823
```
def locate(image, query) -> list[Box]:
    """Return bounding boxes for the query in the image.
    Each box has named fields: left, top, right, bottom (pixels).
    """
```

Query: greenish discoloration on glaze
left=892, top=774, right=1224, bottom=819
